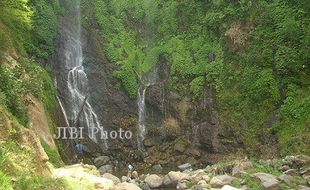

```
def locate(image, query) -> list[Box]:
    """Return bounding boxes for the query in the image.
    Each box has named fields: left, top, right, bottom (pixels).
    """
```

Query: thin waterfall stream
left=56, top=0, right=107, bottom=149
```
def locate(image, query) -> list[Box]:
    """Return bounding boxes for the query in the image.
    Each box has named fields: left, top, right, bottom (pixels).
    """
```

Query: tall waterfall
left=137, top=84, right=149, bottom=150
left=137, top=68, right=158, bottom=150
left=56, top=0, right=107, bottom=149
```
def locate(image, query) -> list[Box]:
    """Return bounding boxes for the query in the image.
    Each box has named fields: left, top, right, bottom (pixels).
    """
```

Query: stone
left=232, top=161, right=253, bottom=177
left=132, top=171, right=139, bottom=179
left=151, top=164, right=163, bottom=174
left=94, top=156, right=110, bottom=168
left=140, top=183, right=151, bottom=190
left=284, top=169, right=298, bottom=176
left=210, top=175, right=234, bottom=188
left=283, top=155, right=310, bottom=168
left=102, top=173, right=120, bottom=184
left=192, top=184, right=204, bottom=190
left=185, top=148, right=201, bottom=158
left=143, top=138, right=157, bottom=147
left=221, top=185, right=241, bottom=190
left=114, top=182, right=142, bottom=190
left=178, top=163, right=192, bottom=171
left=299, top=185, right=310, bottom=190
left=176, top=181, right=187, bottom=190
left=252, top=172, right=278, bottom=190
left=278, top=165, right=290, bottom=172
left=163, top=175, right=172, bottom=186
left=168, top=171, right=190, bottom=183
left=144, top=174, right=163, bottom=188
left=300, top=167, right=310, bottom=176
left=121, top=176, right=129, bottom=182
left=191, top=170, right=205, bottom=182
left=202, top=175, right=210, bottom=182
left=99, top=165, right=113, bottom=175
left=278, top=174, right=293, bottom=186
left=174, top=143, right=186, bottom=153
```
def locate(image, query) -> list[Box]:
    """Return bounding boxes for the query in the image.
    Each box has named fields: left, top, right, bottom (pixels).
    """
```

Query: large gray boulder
left=144, top=174, right=163, bottom=188
left=94, top=156, right=110, bottom=168
left=252, top=172, right=279, bottom=190
left=178, top=163, right=192, bottom=171
left=99, top=164, right=113, bottom=175
left=210, top=175, right=234, bottom=188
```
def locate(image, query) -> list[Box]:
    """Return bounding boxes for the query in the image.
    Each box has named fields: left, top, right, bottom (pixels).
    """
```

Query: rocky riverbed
left=54, top=155, right=310, bottom=190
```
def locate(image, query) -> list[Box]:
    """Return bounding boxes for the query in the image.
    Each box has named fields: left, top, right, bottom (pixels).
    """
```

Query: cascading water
left=137, top=84, right=150, bottom=150
left=137, top=68, right=158, bottom=150
left=55, top=0, right=107, bottom=149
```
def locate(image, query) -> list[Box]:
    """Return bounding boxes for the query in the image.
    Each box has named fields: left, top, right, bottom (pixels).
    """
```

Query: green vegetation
left=92, top=0, right=310, bottom=156
left=41, top=142, right=63, bottom=168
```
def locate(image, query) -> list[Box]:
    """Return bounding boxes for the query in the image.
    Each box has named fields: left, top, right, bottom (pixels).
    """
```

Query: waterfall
left=136, top=67, right=158, bottom=150
left=56, top=0, right=107, bottom=149
left=137, top=84, right=150, bottom=150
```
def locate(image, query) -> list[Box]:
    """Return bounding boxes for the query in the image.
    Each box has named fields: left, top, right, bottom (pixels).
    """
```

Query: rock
left=102, top=173, right=120, bottom=184
left=299, top=185, right=310, bottom=190
left=178, top=163, right=192, bottom=171
left=185, top=148, right=201, bottom=158
left=192, top=184, right=204, bottom=190
left=121, top=176, right=129, bottom=182
left=252, top=172, right=278, bottom=190
left=190, top=170, right=205, bottom=182
left=278, top=174, right=293, bottom=186
left=143, top=138, right=157, bottom=147
left=232, top=161, right=253, bottom=177
left=174, top=143, right=186, bottom=153
left=210, top=175, right=234, bottom=188
left=140, top=183, right=151, bottom=190
left=94, top=156, right=110, bottom=168
left=151, top=164, right=163, bottom=174
left=283, top=155, right=310, bottom=168
left=284, top=169, right=298, bottom=176
left=176, top=181, right=187, bottom=190
left=198, top=180, right=208, bottom=187
left=99, top=165, right=113, bottom=175
left=114, top=182, right=142, bottom=190
left=221, top=185, right=241, bottom=190
left=278, top=165, right=290, bottom=172
left=163, top=175, right=172, bottom=186
left=132, top=171, right=139, bottom=179
left=202, top=175, right=210, bottom=182
left=300, top=167, right=310, bottom=176
left=144, top=174, right=163, bottom=188
left=168, top=171, right=190, bottom=183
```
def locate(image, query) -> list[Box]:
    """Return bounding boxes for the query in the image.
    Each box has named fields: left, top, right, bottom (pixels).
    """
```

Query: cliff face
left=51, top=0, right=228, bottom=168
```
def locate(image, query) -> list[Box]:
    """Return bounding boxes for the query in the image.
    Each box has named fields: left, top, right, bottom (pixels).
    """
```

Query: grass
left=41, top=142, right=64, bottom=168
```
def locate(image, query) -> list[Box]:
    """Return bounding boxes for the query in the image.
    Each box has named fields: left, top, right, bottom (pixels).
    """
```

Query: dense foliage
left=92, top=0, right=310, bottom=155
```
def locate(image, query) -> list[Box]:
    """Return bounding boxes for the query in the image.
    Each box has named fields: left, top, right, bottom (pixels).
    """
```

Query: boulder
left=151, top=164, right=163, bottom=174
left=140, top=183, right=151, bottom=190
left=192, top=184, right=204, bottom=190
left=185, top=148, right=201, bottom=158
left=94, top=156, right=110, bottom=167
left=299, top=185, right=310, bottom=190
left=176, top=181, right=187, bottom=190
left=252, top=172, right=278, bottom=190
left=144, top=138, right=157, bottom=147
left=163, top=175, right=172, bottom=186
left=178, top=163, right=192, bottom=171
left=102, top=173, right=120, bottom=184
left=121, top=176, right=129, bottom=182
left=132, top=171, right=139, bottom=179
left=221, top=185, right=241, bottom=190
left=232, top=161, right=253, bottom=177
left=190, top=169, right=205, bottom=182
left=167, top=171, right=190, bottom=183
left=144, top=174, right=163, bottom=188
left=210, top=175, right=234, bottom=188
left=278, top=174, right=293, bottom=186
left=283, top=155, right=310, bottom=168
left=174, top=143, right=186, bottom=153
left=284, top=169, right=298, bottom=176
left=114, top=182, right=142, bottom=190
left=99, top=165, right=113, bottom=175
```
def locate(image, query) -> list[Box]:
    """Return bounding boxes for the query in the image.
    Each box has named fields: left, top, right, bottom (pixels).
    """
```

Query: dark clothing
left=77, top=152, right=83, bottom=160
left=75, top=143, right=84, bottom=154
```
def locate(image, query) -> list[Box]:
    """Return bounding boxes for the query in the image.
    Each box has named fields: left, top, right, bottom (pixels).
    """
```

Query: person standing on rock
left=127, top=163, right=133, bottom=178
left=75, top=140, right=84, bottom=164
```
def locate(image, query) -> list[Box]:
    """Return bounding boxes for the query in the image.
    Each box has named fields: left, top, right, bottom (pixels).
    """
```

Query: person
left=127, top=163, right=133, bottom=178
left=75, top=140, right=84, bottom=164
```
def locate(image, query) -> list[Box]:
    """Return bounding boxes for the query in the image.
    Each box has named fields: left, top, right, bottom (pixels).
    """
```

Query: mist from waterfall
left=56, top=0, right=107, bottom=149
